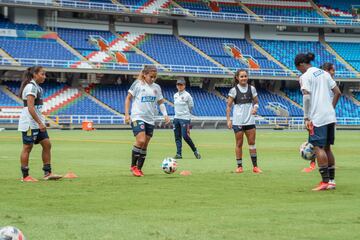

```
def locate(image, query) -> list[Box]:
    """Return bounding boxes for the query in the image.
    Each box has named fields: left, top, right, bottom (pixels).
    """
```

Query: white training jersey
left=174, top=90, right=194, bottom=120
left=300, top=67, right=337, bottom=127
left=18, top=80, right=45, bottom=131
left=228, top=84, right=257, bottom=126
left=128, top=80, right=164, bottom=125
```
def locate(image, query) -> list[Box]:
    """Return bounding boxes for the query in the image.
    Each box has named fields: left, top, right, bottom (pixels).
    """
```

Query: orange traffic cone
left=180, top=170, right=192, bottom=176
left=64, top=172, right=78, bottom=179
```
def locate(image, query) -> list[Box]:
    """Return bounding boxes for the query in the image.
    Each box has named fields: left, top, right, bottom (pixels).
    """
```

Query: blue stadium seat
left=255, top=40, right=351, bottom=75
left=55, top=95, right=116, bottom=115
left=329, top=42, right=360, bottom=71
left=283, top=87, right=360, bottom=118
left=138, top=34, right=217, bottom=67
left=0, top=37, right=79, bottom=64
left=184, top=36, right=282, bottom=70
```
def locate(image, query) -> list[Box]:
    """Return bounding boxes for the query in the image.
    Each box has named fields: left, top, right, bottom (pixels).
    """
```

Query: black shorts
left=309, top=123, right=335, bottom=147
left=131, top=120, right=155, bottom=137
left=22, top=128, right=49, bottom=145
left=232, top=124, right=256, bottom=133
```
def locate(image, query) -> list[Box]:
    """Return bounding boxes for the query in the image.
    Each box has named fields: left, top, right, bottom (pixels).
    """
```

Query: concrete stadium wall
left=115, top=22, right=172, bottom=34
left=250, top=25, right=319, bottom=41
left=8, top=8, right=38, bottom=25
left=178, top=20, right=244, bottom=39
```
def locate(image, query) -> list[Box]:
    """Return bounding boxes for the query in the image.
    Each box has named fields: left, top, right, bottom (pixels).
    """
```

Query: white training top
left=128, top=80, right=164, bottom=125
left=174, top=90, right=194, bottom=120
left=300, top=67, right=337, bottom=127
left=18, top=80, right=45, bottom=131
left=228, top=84, right=257, bottom=126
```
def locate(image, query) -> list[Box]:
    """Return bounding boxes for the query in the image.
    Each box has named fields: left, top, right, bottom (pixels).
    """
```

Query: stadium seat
left=255, top=40, right=351, bottom=75
left=328, top=42, right=360, bottom=71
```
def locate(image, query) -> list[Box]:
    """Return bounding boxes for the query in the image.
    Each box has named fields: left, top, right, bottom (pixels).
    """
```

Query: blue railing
left=0, top=57, right=358, bottom=78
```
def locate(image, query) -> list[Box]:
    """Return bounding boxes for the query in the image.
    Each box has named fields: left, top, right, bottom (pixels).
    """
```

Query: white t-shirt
left=174, top=90, right=194, bottom=120
left=228, top=84, right=258, bottom=126
left=128, top=80, right=164, bottom=125
left=300, top=67, right=337, bottom=127
left=18, top=80, right=45, bottom=131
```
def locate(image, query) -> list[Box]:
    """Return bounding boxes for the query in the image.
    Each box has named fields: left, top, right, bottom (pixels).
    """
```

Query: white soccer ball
left=299, top=142, right=316, bottom=161
left=162, top=157, right=177, bottom=174
left=0, top=226, right=26, bottom=240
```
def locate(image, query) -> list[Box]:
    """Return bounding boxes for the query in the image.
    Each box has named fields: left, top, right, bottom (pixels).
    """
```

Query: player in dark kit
left=295, top=53, right=341, bottom=191
left=226, top=69, right=262, bottom=174
left=18, top=66, right=62, bottom=182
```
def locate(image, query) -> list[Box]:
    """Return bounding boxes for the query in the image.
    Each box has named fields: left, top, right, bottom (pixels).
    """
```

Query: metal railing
left=0, top=0, right=359, bottom=26
left=2, top=115, right=360, bottom=127
left=0, top=57, right=358, bottom=78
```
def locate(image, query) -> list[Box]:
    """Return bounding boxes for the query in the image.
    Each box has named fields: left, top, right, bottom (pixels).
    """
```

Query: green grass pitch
left=0, top=129, right=359, bottom=240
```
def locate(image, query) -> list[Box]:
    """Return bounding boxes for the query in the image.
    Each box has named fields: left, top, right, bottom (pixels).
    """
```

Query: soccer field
left=0, top=129, right=359, bottom=240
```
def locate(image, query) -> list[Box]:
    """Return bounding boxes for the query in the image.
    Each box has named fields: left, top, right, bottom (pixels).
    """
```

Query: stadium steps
left=137, top=0, right=171, bottom=14
left=0, top=85, right=22, bottom=105
left=320, top=40, right=360, bottom=77
left=176, top=36, right=233, bottom=74
left=43, top=87, right=82, bottom=115
left=81, top=89, right=123, bottom=116
left=308, top=0, right=336, bottom=24
left=114, top=31, right=169, bottom=71
left=235, top=0, right=263, bottom=21
left=1, top=85, right=60, bottom=127
left=212, top=89, right=227, bottom=101
left=171, top=0, right=194, bottom=16
left=247, top=39, right=295, bottom=76
left=56, top=36, right=94, bottom=69
left=111, top=0, right=130, bottom=10
left=278, top=90, right=303, bottom=109
left=0, top=47, right=20, bottom=66
left=349, top=94, right=360, bottom=107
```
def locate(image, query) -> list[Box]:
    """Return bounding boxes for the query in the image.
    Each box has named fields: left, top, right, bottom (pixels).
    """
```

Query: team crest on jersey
left=142, top=89, right=145, bottom=92
left=181, top=97, right=184, bottom=100
left=153, top=89, right=158, bottom=95
left=133, top=121, right=137, bottom=127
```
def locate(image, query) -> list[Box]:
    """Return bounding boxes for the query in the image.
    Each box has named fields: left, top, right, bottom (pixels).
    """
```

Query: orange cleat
left=43, top=173, right=63, bottom=181
left=253, top=166, right=262, bottom=173
left=138, top=169, right=144, bottom=177
left=302, top=161, right=316, bottom=172
left=130, top=166, right=142, bottom=177
left=312, top=182, right=329, bottom=191
left=21, top=176, right=39, bottom=182
left=235, top=167, right=243, bottom=173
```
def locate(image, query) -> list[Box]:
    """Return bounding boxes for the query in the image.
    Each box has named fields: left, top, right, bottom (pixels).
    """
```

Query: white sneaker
left=327, top=180, right=336, bottom=190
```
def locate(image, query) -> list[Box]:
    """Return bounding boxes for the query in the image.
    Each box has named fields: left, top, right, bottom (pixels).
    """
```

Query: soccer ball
left=162, top=157, right=177, bottom=174
left=0, top=226, right=26, bottom=240
left=299, top=142, right=316, bottom=161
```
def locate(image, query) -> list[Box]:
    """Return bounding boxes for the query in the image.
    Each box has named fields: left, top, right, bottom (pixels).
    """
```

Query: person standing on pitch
left=173, top=79, right=201, bottom=160
left=226, top=69, right=262, bottom=174
left=125, top=65, right=170, bottom=177
left=302, top=62, right=337, bottom=173
left=18, top=66, right=62, bottom=182
left=295, top=53, right=341, bottom=191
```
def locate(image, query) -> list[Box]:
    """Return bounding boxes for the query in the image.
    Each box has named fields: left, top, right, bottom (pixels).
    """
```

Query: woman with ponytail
left=295, top=53, right=341, bottom=191
left=18, top=66, right=62, bottom=182
left=124, top=65, right=170, bottom=177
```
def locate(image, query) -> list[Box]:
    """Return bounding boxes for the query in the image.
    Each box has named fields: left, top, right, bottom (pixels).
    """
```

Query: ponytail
left=18, top=66, right=43, bottom=97
left=294, top=52, right=315, bottom=67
